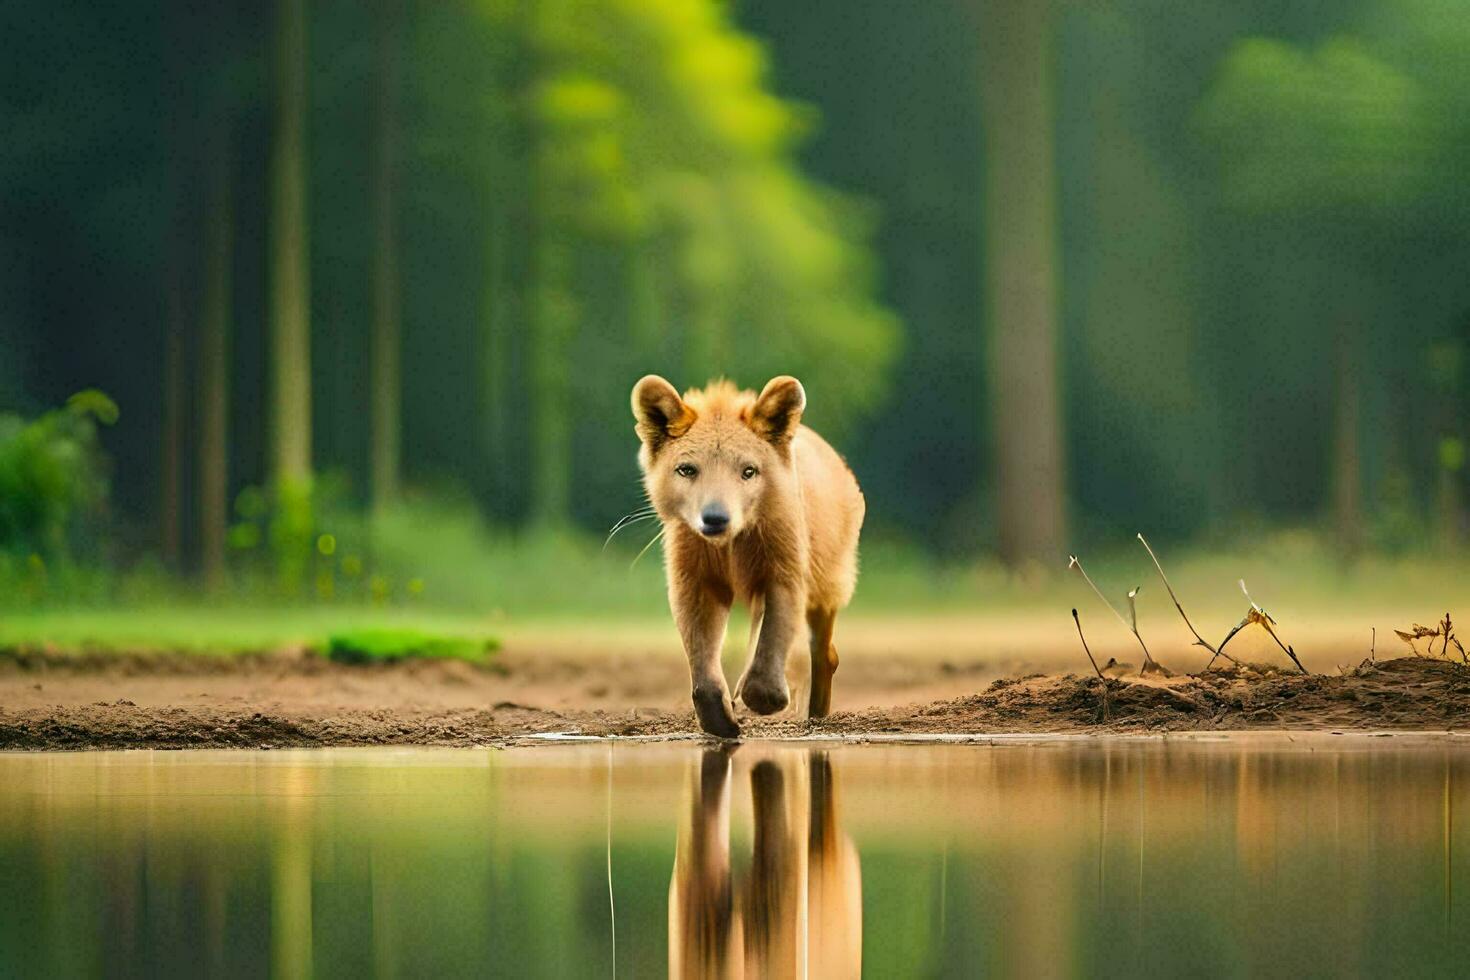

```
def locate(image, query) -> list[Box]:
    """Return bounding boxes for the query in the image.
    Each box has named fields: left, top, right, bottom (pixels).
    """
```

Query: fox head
left=632, top=375, right=806, bottom=541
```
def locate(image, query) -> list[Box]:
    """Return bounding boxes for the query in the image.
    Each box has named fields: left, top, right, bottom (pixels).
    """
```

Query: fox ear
left=631, top=375, right=695, bottom=450
left=745, top=376, right=805, bottom=447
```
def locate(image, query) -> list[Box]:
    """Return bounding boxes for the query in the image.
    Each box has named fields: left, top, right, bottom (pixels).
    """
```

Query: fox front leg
left=672, top=579, right=740, bottom=738
left=737, top=580, right=801, bottom=716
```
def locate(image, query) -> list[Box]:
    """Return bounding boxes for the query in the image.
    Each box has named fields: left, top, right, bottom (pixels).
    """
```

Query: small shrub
left=0, top=390, right=117, bottom=559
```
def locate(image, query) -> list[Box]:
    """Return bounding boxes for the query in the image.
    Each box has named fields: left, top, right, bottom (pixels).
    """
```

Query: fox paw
left=739, top=674, right=790, bottom=716
left=692, top=687, right=742, bottom=739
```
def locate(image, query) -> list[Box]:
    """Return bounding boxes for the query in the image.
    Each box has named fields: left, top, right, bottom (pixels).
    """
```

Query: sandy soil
left=2, top=644, right=1468, bottom=749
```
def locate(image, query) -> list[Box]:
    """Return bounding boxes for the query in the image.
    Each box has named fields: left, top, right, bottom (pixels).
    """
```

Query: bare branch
left=1210, top=581, right=1308, bottom=674
left=1071, top=608, right=1110, bottom=721
left=1068, top=556, right=1131, bottom=632
left=1071, top=608, right=1106, bottom=680
left=1211, top=614, right=1252, bottom=668
left=1068, top=554, right=1160, bottom=671
left=1238, top=580, right=1308, bottom=674
left=1137, top=533, right=1242, bottom=668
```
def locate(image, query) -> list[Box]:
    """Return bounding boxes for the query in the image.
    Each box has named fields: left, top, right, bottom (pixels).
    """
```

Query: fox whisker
left=630, top=525, right=666, bottom=569
left=607, top=508, right=654, bottom=532
left=604, top=511, right=659, bottom=550
left=607, top=505, right=655, bottom=529
left=605, top=503, right=659, bottom=545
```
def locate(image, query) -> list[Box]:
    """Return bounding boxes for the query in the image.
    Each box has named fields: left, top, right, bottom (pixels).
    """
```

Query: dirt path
left=2, top=647, right=1468, bottom=749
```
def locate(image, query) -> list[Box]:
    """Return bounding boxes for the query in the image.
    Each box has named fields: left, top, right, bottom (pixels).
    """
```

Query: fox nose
left=699, top=505, right=730, bottom=536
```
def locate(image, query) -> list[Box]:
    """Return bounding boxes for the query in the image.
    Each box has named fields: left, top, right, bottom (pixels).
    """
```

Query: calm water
left=1, top=736, right=1468, bottom=978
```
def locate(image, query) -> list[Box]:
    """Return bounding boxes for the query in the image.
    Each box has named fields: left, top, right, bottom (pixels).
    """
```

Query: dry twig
left=1395, top=615, right=1467, bottom=664
left=1068, top=555, right=1161, bottom=674
left=1136, top=533, right=1242, bottom=668
left=1213, top=580, right=1308, bottom=674
left=1071, top=608, right=1111, bottom=720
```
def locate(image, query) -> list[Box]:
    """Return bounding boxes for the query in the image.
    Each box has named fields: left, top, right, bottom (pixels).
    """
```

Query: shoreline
left=3, top=654, right=1467, bottom=750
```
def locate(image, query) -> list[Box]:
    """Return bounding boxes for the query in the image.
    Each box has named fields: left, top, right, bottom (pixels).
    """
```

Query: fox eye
left=675, top=463, right=698, bottom=479
left=741, top=465, right=759, bottom=480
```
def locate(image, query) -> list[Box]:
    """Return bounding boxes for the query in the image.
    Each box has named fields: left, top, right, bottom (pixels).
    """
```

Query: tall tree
left=480, top=155, right=514, bottom=518
left=1332, top=318, right=1364, bottom=556
left=526, top=235, right=574, bottom=526
left=1197, top=32, right=1439, bottom=552
left=198, top=115, right=233, bottom=588
left=977, top=0, right=1067, bottom=567
left=524, top=0, right=573, bottom=526
left=369, top=0, right=403, bottom=513
left=269, top=0, right=312, bottom=487
left=161, top=255, right=187, bottom=568
left=160, top=0, right=195, bottom=570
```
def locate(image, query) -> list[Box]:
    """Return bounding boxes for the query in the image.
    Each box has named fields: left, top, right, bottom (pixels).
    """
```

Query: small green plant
left=228, top=471, right=372, bottom=600
left=322, top=628, right=499, bottom=665
left=0, top=390, right=117, bottom=559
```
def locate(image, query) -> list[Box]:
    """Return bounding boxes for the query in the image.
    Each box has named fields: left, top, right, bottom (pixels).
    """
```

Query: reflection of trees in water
left=914, top=743, right=1463, bottom=977
left=3, top=745, right=1467, bottom=976
left=669, top=747, right=862, bottom=979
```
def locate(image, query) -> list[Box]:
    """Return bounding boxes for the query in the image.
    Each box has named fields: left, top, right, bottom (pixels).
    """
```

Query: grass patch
left=0, top=606, right=504, bottom=657
left=322, top=628, right=499, bottom=665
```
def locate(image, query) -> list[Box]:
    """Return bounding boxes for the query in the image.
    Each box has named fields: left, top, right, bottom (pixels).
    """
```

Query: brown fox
left=631, top=375, right=865, bottom=737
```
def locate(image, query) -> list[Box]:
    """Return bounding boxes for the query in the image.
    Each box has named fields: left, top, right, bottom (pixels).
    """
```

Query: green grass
left=323, top=628, right=498, bottom=665
left=3, top=524, right=1470, bottom=660
left=863, top=529, right=1470, bottom=613
left=0, top=606, right=501, bottom=658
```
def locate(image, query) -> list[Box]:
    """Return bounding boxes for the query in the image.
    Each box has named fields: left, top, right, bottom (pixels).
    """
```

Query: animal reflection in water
left=669, top=748, right=862, bottom=979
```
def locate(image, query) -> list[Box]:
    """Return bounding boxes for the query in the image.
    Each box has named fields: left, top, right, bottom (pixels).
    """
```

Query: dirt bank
left=2, top=647, right=1467, bottom=749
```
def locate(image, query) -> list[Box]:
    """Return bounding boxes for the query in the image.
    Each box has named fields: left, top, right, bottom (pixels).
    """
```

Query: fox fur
left=632, top=375, right=865, bottom=737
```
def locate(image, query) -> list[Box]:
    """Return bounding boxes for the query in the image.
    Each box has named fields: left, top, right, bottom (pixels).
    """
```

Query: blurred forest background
left=3, top=0, right=1469, bottom=632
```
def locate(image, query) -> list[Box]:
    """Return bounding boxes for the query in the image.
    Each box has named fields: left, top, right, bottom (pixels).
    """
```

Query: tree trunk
left=527, top=231, right=574, bottom=526
left=524, top=0, right=572, bottom=526
left=160, top=0, right=193, bottom=571
left=161, top=275, right=186, bottom=570
left=478, top=27, right=515, bottom=520
left=269, top=0, right=312, bottom=487
left=1332, top=320, right=1363, bottom=557
left=199, top=117, right=233, bottom=589
left=978, top=0, right=1067, bottom=567
left=480, top=188, right=512, bottom=514
left=369, top=0, right=402, bottom=514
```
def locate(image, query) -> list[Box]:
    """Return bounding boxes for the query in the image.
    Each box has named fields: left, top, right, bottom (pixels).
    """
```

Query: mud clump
left=800, top=657, right=1470, bottom=737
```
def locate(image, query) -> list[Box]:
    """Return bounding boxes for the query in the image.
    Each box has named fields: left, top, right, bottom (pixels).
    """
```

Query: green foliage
left=227, top=472, right=411, bottom=604
left=213, top=482, right=671, bottom=615
left=268, top=477, right=316, bottom=594
left=322, top=628, right=498, bottom=665
left=1196, top=1, right=1470, bottom=225
left=0, top=391, right=117, bottom=559
left=229, top=478, right=316, bottom=596
left=1196, top=37, right=1432, bottom=214
left=480, top=0, right=901, bottom=436
left=5, top=0, right=1470, bottom=587
left=366, top=494, right=668, bottom=616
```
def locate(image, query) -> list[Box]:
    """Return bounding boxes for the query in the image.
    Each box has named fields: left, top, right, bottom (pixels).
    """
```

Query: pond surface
left=1, top=736, right=1468, bottom=978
